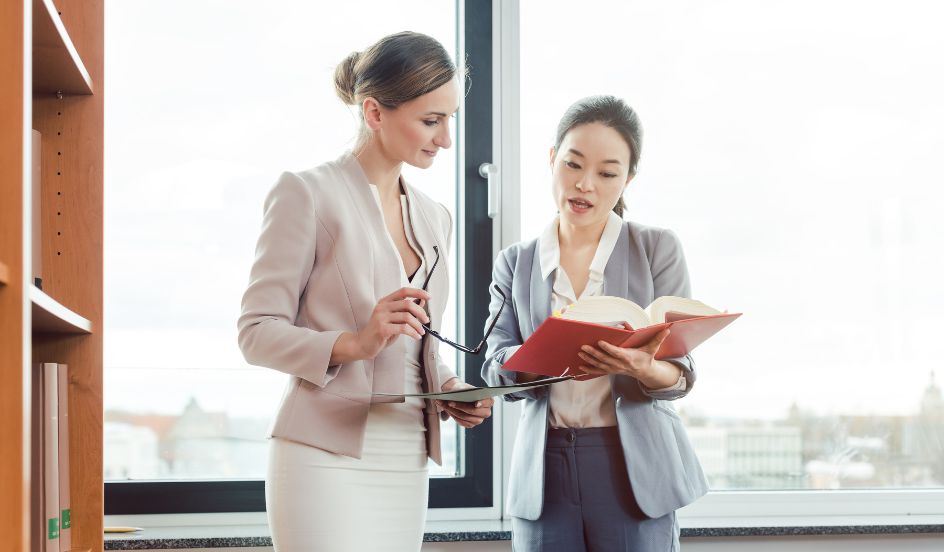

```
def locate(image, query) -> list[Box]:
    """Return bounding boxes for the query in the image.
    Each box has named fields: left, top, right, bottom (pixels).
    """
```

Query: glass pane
left=520, top=0, right=944, bottom=490
left=104, top=1, right=460, bottom=481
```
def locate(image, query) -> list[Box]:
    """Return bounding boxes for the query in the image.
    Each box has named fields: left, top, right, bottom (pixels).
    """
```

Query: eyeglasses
left=417, top=245, right=507, bottom=355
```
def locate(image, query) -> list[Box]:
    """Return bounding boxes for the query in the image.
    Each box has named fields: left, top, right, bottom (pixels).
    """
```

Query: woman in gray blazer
left=238, top=32, right=492, bottom=552
left=482, top=96, right=708, bottom=551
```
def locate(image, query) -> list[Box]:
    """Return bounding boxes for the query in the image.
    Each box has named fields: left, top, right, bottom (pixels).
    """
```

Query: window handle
left=478, top=162, right=499, bottom=219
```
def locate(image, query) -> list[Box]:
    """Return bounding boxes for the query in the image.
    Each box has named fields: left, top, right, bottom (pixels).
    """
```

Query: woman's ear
left=624, top=172, right=635, bottom=187
left=549, top=146, right=556, bottom=170
left=362, top=97, right=383, bottom=131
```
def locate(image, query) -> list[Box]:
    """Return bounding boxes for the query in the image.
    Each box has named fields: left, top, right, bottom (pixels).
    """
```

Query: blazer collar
left=529, top=240, right=553, bottom=337
left=529, top=219, right=629, bottom=336
left=400, top=176, right=439, bottom=268
left=337, top=150, right=389, bottom=254
left=337, top=151, right=439, bottom=270
left=603, top=222, right=630, bottom=298
left=539, top=212, right=623, bottom=281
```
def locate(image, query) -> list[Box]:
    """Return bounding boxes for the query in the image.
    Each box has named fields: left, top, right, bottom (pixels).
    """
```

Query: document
left=372, top=375, right=574, bottom=402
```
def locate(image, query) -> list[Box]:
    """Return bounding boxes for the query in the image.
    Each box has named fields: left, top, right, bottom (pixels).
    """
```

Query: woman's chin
left=407, top=154, right=435, bottom=170
left=560, top=208, right=600, bottom=226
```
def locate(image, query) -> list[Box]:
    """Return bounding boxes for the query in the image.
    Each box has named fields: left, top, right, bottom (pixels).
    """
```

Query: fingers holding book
left=576, top=328, right=671, bottom=380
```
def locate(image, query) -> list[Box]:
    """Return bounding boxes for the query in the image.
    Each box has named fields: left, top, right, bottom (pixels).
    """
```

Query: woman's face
left=551, top=122, right=633, bottom=229
left=374, top=77, right=460, bottom=169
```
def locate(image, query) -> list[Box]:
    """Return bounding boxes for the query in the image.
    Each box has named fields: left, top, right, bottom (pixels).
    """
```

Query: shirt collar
left=539, top=211, right=624, bottom=281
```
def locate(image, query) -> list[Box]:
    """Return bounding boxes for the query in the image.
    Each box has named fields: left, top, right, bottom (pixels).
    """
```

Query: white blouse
left=541, top=212, right=686, bottom=429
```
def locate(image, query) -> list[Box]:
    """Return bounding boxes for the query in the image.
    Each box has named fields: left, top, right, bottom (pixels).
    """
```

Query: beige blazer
left=238, top=151, right=457, bottom=464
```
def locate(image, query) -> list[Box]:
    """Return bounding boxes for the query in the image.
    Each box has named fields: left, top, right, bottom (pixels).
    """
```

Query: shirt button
left=566, top=431, right=576, bottom=444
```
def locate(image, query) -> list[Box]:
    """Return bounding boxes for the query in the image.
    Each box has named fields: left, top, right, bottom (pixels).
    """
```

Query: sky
left=517, top=0, right=944, bottom=419
left=103, top=1, right=944, bottom=422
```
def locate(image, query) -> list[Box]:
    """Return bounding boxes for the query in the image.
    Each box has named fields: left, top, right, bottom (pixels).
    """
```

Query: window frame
left=496, top=0, right=944, bottom=524
left=104, top=0, right=498, bottom=516
left=104, top=0, right=944, bottom=524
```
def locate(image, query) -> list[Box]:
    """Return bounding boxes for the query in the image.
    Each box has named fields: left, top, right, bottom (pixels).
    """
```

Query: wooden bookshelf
left=1, top=1, right=103, bottom=551
left=1, top=1, right=30, bottom=549
left=32, top=0, right=93, bottom=95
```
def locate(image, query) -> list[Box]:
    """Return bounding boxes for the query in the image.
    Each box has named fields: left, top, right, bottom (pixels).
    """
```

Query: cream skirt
left=266, top=353, right=429, bottom=552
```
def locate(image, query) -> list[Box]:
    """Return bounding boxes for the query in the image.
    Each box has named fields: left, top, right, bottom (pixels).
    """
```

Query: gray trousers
left=512, top=427, right=680, bottom=552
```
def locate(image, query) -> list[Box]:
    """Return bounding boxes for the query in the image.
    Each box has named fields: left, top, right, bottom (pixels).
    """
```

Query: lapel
left=399, top=177, right=438, bottom=275
left=528, top=240, right=553, bottom=338
left=400, top=177, right=444, bottom=393
left=602, top=222, right=630, bottom=299
left=336, top=151, right=401, bottom=299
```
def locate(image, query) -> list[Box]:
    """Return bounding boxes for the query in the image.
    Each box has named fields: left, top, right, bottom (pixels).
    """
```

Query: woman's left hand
left=577, top=327, right=671, bottom=385
left=436, top=379, right=494, bottom=429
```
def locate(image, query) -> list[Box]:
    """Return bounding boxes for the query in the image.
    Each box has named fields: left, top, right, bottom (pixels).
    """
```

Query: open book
left=503, top=295, right=740, bottom=379
left=558, top=295, right=725, bottom=328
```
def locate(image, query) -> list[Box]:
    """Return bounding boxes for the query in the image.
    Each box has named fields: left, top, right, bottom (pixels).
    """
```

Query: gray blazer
left=238, top=151, right=457, bottom=464
left=482, top=221, right=709, bottom=520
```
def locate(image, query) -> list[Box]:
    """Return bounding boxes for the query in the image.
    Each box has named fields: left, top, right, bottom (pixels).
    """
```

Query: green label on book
left=61, top=508, right=71, bottom=529
left=47, top=517, right=59, bottom=540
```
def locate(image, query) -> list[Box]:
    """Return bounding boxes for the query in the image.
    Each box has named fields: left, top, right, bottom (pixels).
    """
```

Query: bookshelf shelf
left=0, top=260, right=8, bottom=286
left=30, top=285, right=92, bottom=334
left=32, top=0, right=93, bottom=95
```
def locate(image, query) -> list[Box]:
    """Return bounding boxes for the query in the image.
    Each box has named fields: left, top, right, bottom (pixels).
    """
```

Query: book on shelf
left=30, top=364, right=44, bottom=551
left=57, top=364, right=71, bottom=551
left=501, top=295, right=741, bottom=380
left=30, top=363, right=63, bottom=552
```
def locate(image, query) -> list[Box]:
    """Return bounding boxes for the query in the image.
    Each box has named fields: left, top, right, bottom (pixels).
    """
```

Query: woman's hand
left=345, top=287, right=431, bottom=361
left=576, top=327, right=681, bottom=388
left=436, top=378, right=494, bottom=429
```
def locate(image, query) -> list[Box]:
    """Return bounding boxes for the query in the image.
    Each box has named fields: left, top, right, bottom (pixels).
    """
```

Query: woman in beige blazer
left=237, top=32, right=493, bottom=552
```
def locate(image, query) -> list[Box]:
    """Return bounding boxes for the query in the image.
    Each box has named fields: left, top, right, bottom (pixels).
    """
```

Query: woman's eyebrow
left=568, top=148, right=622, bottom=164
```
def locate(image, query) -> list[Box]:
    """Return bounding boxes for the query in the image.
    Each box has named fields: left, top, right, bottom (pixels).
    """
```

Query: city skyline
left=105, top=373, right=943, bottom=490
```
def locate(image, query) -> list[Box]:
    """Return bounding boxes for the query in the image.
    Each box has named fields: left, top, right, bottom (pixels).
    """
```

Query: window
left=104, top=0, right=495, bottom=513
left=518, top=0, right=944, bottom=494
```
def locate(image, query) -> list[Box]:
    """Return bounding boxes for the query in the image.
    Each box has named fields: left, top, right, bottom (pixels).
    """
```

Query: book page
left=559, top=296, right=651, bottom=329
left=646, top=296, right=721, bottom=323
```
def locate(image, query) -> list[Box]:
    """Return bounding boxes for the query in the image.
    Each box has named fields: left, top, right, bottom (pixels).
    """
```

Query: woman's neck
left=354, top=139, right=403, bottom=200
left=558, top=217, right=607, bottom=251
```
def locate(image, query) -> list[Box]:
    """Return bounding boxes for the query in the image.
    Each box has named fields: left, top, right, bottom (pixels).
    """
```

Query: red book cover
left=502, top=313, right=741, bottom=379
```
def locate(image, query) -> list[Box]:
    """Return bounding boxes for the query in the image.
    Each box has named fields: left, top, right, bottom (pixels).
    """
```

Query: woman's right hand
left=350, top=287, right=431, bottom=360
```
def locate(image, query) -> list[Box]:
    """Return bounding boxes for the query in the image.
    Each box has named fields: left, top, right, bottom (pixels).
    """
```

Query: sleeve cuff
left=308, top=329, right=347, bottom=387
left=643, top=372, right=687, bottom=393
